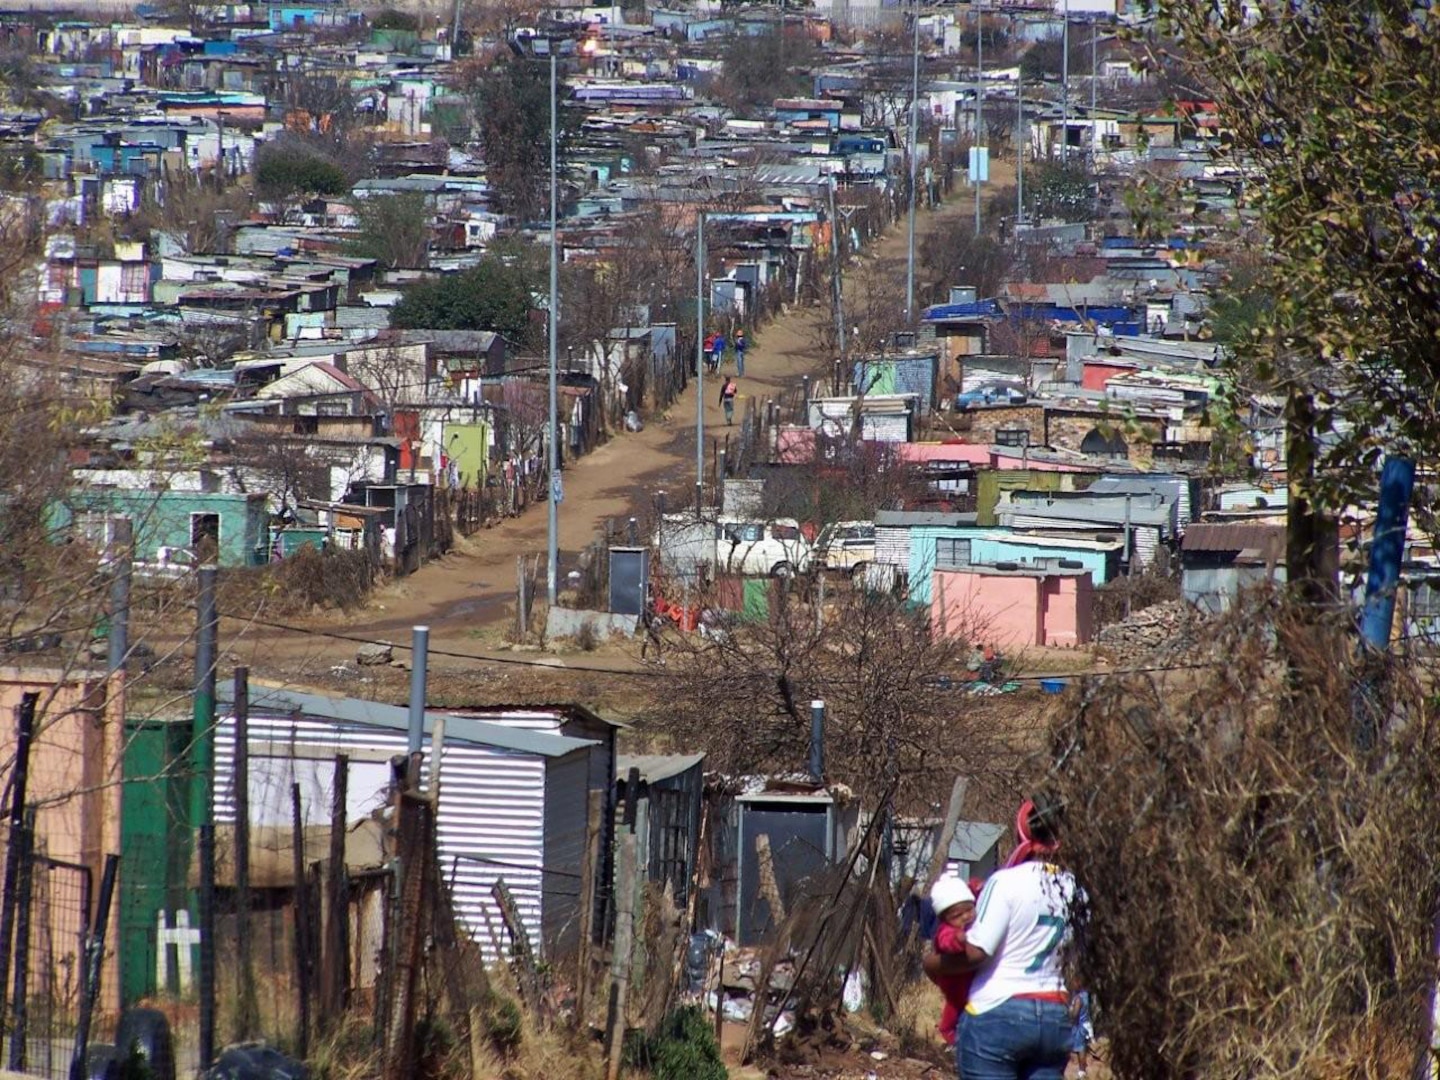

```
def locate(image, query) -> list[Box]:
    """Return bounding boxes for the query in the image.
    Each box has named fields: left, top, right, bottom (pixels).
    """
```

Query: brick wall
left=961, top=405, right=1046, bottom=447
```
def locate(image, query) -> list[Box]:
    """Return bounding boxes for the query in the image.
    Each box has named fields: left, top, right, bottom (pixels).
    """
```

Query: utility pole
left=828, top=178, right=848, bottom=395
left=1090, top=19, right=1097, bottom=165
left=974, top=4, right=983, bottom=236
left=904, top=0, right=921, bottom=323
left=695, top=212, right=705, bottom=516
left=546, top=46, right=559, bottom=605
left=1016, top=70, right=1024, bottom=233
left=1060, top=0, right=1069, bottom=166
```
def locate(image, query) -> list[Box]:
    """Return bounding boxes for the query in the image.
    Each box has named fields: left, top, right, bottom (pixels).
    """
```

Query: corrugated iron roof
left=1181, top=522, right=1285, bottom=555
left=219, top=682, right=596, bottom=758
left=616, top=753, right=705, bottom=785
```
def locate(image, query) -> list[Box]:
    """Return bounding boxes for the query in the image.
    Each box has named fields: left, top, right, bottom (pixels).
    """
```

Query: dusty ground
left=214, top=175, right=1020, bottom=690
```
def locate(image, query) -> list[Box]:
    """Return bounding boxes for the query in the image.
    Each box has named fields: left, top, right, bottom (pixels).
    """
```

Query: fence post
left=233, top=667, right=258, bottom=1041
left=383, top=791, right=432, bottom=1080
left=199, top=822, right=217, bottom=1068
left=604, top=769, right=642, bottom=1080
left=291, top=783, right=311, bottom=1059
left=604, top=832, right=638, bottom=1080
left=69, top=854, right=119, bottom=1080
left=575, top=789, right=604, bottom=1025
left=0, top=692, right=37, bottom=1029
left=322, top=755, right=350, bottom=1024
left=516, top=555, right=528, bottom=639
left=8, top=807, right=36, bottom=1071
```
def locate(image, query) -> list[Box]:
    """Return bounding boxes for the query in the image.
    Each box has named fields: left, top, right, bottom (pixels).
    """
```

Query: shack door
left=737, top=802, right=831, bottom=945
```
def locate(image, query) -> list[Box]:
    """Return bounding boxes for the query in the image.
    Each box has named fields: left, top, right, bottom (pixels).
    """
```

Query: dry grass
left=1047, top=590, right=1440, bottom=1080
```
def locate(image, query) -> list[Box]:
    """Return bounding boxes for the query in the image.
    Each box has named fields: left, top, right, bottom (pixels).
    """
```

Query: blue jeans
left=957, top=998, right=1071, bottom=1080
left=736, top=349, right=745, bottom=376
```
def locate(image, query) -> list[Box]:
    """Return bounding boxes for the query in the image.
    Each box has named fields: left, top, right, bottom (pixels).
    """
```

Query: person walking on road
left=702, top=332, right=716, bottom=375
left=734, top=328, right=747, bottom=377
left=719, top=376, right=738, bottom=425
left=923, top=795, right=1078, bottom=1080
left=711, top=331, right=727, bottom=374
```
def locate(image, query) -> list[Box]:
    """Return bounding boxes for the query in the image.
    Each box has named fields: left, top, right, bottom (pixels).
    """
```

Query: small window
left=937, top=538, right=972, bottom=567
left=771, top=524, right=799, bottom=540
left=996, top=428, right=1030, bottom=448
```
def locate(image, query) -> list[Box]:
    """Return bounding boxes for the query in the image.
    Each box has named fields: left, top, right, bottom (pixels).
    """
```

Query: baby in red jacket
left=929, top=875, right=977, bottom=1045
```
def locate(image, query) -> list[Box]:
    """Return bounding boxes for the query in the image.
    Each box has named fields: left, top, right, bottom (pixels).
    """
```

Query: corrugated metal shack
left=212, top=684, right=612, bottom=961
left=615, top=753, right=705, bottom=909
left=698, top=778, right=861, bottom=946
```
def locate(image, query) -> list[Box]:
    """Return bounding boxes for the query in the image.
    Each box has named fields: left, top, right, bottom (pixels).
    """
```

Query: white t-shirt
left=964, top=860, right=1078, bottom=1014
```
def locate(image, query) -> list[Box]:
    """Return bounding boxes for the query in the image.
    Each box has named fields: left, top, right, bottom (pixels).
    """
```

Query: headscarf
left=1003, top=797, right=1061, bottom=869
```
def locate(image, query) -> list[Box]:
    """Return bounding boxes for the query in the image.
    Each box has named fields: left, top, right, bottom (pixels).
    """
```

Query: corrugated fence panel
left=875, top=526, right=910, bottom=568
left=214, top=712, right=548, bottom=960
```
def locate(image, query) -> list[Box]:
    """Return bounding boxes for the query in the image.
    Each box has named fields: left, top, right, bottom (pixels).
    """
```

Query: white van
left=814, top=521, right=876, bottom=577
left=715, top=518, right=813, bottom=578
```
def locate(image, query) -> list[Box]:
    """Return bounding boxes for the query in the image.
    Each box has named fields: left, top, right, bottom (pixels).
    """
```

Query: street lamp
left=510, top=32, right=562, bottom=605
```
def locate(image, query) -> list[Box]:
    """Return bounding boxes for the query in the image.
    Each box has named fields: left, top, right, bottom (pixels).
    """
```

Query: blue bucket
left=1040, top=678, right=1067, bottom=695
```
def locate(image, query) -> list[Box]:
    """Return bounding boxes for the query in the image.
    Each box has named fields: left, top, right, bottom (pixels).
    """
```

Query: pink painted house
left=0, top=666, right=125, bottom=1013
left=931, top=567, right=1093, bottom=648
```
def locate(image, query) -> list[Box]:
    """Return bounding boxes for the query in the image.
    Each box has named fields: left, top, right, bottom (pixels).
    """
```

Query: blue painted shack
left=907, top=525, right=1123, bottom=606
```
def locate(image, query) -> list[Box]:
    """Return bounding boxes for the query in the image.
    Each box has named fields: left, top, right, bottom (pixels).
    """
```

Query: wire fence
left=0, top=824, right=94, bottom=1080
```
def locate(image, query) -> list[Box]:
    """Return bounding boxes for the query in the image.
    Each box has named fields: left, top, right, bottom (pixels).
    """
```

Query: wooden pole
left=924, top=776, right=970, bottom=892
left=322, top=755, right=350, bottom=1024
left=290, top=783, right=311, bottom=1059
left=575, top=789, right=604, bottom=1026
left=604, top=832, right=639, bottom=1080
left=233, top=668, right=257, bottom=1041
left=524, top=558, right=535, bottom=642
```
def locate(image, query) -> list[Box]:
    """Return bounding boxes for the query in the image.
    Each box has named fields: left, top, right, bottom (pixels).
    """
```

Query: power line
left=216, top=609, right=667, bottom=678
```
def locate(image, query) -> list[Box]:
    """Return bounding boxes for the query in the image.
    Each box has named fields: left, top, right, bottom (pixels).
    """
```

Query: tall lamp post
left=513, top=32, right=562, bottom=605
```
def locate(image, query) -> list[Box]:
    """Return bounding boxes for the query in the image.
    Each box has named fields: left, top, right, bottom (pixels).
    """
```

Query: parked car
left=715, top=518, right=813, bottom=578
left=814, top=521, right=876, bottom=578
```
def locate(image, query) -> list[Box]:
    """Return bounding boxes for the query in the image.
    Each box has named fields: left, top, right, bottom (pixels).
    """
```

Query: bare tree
left=646, top=585, right=1024, bottom=811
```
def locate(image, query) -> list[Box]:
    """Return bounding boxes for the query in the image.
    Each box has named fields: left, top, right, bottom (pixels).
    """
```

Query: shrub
left=371, top=9, right=419, bottom=31
left=254, top=146, right=349, bottom=200
left=638, top=1007, right=727, bottom=1080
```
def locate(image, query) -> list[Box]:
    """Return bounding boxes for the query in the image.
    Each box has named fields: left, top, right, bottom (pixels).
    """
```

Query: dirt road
left=223, top=180, right=1005, bottom=678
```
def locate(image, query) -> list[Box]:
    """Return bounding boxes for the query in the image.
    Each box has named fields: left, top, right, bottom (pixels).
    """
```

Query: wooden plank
left=491, top=879, right=540, bottom=1010
left=924, top=776, right=970, bottom=891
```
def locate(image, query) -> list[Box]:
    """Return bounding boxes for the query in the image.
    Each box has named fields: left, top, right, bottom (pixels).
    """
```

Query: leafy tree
left=1206, top=249, right=1272, bottom=350
left=471, top=55, right=576, bottom=221
left=371, top=9, right=419, bottom=31
left=253, top=144, right=349, bottom=201
left=0, top=146, right=41, bottom=192
left=389, top=252, right=539, bottom=341
left=347, top=192, right=431, bottom=270
left=715, top=29, right=816, bottom=114
left=1026, top=161, right=1093, bottom=223
left=1120, top=175, right=1175, bottom=244
left=1020, top=31, right=1089, bottom=81
left=1151, top=0, right=1440, bottom=589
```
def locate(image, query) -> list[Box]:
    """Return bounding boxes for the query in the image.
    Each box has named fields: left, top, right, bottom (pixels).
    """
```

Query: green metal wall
left=119, top=718, right=193, bottom=1004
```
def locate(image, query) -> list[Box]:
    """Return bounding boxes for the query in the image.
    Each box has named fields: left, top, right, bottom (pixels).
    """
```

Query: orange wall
left=0, top=667, right=125, bottom=1014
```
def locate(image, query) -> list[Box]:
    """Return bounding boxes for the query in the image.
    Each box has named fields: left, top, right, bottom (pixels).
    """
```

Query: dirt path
left=224, top=181, right=1004, bottom=676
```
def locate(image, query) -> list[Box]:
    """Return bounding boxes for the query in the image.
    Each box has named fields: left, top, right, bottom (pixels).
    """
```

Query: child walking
left=928, top=876, right=977, bottom=1046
